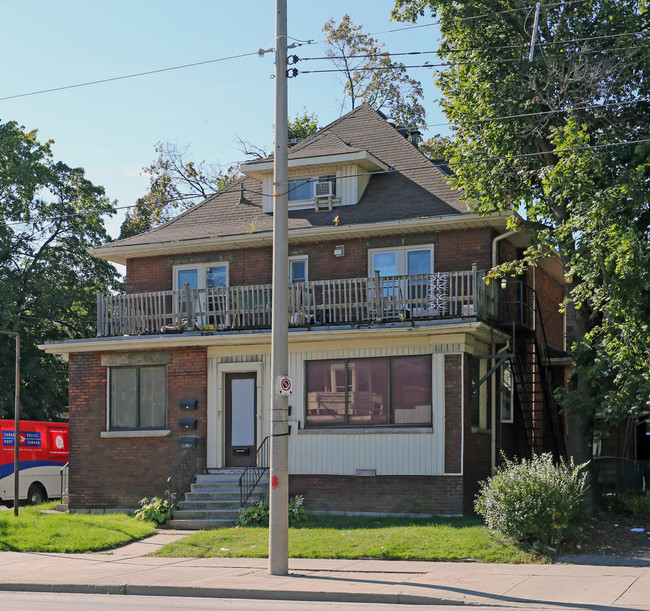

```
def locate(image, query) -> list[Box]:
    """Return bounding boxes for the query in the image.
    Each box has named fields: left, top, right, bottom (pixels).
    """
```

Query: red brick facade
left=290, top=474, right=464, bottom=516
left=68, top=347, right=207, bottom=509
left=125, top=229, right=499, bottom=295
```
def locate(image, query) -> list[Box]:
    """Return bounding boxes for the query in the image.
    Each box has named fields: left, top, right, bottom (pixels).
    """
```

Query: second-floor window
left=174, top=263, right=229, bottom=291
left=289, top=256, right=308, bottom=283
left=369, top=246, right=433, bottom=278
left=288, top=175, right=336, bottom=202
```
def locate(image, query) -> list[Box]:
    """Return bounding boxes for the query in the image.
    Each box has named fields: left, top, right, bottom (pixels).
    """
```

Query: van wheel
left=28, top=485, right=46, bottom=505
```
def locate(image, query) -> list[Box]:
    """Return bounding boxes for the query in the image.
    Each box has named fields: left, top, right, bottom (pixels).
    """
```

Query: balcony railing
left=97, top=267, right=496, bottom=337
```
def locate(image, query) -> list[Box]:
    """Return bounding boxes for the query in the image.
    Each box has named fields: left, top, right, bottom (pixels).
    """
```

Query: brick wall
left=124, top=229, right=500, bottom=293
left=68, top=347, right=207, bottom=509
left=436, top=228, right=494, bottom=271
left=126, top=256, right=172, bottom=294
left=461, top=354, right=493, bottom=514
left=290, top=474, right=463, bottom=515
left=535, top=267, right=565, bottom=351
left=444, top=354, right=463, bottom=473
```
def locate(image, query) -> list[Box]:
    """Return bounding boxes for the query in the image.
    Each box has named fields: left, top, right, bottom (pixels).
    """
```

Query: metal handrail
left=239, top=436, right=270, bottom=507
left=59, top=462, right=69, bottom=501
left=167, top=437, right=205, bottom=504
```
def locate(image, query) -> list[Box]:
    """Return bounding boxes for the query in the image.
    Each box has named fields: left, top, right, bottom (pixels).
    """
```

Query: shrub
left=236, top=501, right=269, bottom=526
left=236, top=495, right=307, bottom=527
left=475, top=453, right=588, bottom=548
left=135, top=497, right=174, bottom=525
left=607, top=491, right=650, bottom=516
left=288, top=494, right=307, bottom=523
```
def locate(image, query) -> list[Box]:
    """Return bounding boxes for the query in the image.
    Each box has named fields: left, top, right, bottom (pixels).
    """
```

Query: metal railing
left=98, top=268, right=495, bottom=337
left=239, top=436, right=270, bottom=507
left=167, top=437, right=206, bottom=504
left=59, top=462, right=69, bottom=501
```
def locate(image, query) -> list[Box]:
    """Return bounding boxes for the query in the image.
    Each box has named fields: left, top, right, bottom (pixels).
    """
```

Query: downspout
left=491, top=230, right=517, bottom=473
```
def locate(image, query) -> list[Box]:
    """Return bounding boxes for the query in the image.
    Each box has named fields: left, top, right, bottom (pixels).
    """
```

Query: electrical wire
left=2, top=136, right=647, bottom=228
left=0, top=51, right=262, bottom=102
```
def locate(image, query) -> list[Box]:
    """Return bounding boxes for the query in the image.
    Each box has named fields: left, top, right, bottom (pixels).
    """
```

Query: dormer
left=240, top=132, right=389, bottom=213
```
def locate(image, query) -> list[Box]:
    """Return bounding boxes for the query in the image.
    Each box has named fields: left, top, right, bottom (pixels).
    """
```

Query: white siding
left=207, top=337, right=452, bottom=475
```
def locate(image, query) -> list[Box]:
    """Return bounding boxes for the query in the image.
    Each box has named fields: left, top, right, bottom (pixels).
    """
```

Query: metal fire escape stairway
left=473, top=281, right=566, bottom=460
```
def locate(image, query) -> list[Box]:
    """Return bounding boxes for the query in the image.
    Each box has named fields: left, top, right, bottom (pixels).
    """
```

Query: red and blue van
left=0, top=419, right=69, bottom=504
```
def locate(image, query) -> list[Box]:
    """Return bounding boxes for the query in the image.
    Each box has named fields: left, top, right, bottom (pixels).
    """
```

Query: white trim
left=41, top=321, right=507, bottom=355
left=368, top=244, right=435, bottom=276
left=100, top=429, right=171, bottom=438
left=209, top=361, right=264, bottom=469
left=288, top=255, right=309, bottom=283
left=240, top=150, right=389, bottom=180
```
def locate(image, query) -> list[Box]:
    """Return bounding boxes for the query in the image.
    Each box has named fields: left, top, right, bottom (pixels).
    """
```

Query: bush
left=475, top=453, right=588, bottom=548
left=236, top=495, right=307, bottom=527
left=607, top=491, right=650, bottom=516
left=236, top=501, right=269, bottom=526
left=135, top=497, right=174, bottom=525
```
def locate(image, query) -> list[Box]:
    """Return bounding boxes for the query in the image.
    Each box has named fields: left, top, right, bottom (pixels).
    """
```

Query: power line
left=426, top=99, right=648, bottom=129
left=302, top=30, right=647, bottom=62
left=0, top=52, right=261, bottom=102
left=3, top=136, right=647, bottom=228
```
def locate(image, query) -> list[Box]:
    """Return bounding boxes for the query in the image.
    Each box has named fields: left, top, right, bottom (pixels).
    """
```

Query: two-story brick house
left=42, top=103, right=567, bottom=519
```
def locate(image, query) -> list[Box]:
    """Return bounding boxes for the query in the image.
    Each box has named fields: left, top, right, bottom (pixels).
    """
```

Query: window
left=369, top=246, right=433, bottom=278
left=109, top=366, right=166, bottom=430
left=305, top=355, right=432, bottom=428
left=288, top=175, right=336, bottom=202
left=173, top=262, right=228, bottom=291
left=500, top=362, right=513, bottom=423
left=470, top=358, right=490, bottom=430
left=289, top=256, right=308, bottom=283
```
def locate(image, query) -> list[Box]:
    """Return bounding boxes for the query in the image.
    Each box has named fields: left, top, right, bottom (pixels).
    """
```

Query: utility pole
left=0, top=331, right=21, bottom=517
left=269, top=0, right=289, bottom=576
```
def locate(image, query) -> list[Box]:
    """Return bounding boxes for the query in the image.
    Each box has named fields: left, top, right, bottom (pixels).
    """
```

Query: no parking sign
left=277, top=375, right=293, bottom=396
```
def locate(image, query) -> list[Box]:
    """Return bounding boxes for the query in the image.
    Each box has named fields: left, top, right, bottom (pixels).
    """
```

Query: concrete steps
left=167, top=469, right=268, bottom=530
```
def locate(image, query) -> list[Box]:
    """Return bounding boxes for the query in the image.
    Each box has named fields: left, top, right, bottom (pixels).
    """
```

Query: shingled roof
left=100, top=104, right=469, bottom=253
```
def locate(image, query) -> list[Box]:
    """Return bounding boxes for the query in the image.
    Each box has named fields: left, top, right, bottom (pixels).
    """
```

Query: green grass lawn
left=0, top=502, right=156, bottom=553
left=153, top=515, right=545, bottom=563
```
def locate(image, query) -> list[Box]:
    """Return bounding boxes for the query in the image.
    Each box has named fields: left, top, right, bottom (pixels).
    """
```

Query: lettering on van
left=2, top=431, right=42, bottom=447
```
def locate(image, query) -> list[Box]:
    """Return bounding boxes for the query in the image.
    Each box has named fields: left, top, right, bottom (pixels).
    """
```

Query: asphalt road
left=0, top=591, right=600, bottom=610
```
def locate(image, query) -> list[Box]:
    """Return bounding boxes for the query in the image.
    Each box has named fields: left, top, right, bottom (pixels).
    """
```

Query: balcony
left=97, top=268, right=497, bottom=337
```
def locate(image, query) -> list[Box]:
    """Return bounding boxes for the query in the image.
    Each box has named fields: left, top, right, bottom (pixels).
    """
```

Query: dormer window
left=288, top=175, right=336, bottom=202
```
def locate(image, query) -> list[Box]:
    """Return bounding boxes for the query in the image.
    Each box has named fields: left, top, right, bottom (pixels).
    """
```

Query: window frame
left=304, top=355, right=433, bottom=429
left=288, top=255, right=309, bottom=283
left=288, top=174, right=337, bottom=203
left=107, top=365, right=167, bottom=432
left=172, top=261, right=230, bottom=291
left=368, top=245, right=434, bottom=277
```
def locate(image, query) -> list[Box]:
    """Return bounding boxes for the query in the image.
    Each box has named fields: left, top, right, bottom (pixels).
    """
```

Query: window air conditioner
left=314, top=180, right=333, bottom=198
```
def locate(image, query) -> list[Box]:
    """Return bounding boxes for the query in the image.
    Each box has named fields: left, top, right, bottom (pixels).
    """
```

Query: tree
left=392, top=0, right=650, bottom=462
left=120, top=142, right=239, bottom=239
left=324, top=14, right=426, bottom=131
left=0, top=119, right=121, bottom=420
left=120, top=111, right=320, bottom=238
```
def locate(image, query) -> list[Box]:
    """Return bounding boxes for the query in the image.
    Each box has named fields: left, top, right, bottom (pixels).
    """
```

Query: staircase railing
left=500, top=281, right=566, bottom=459
left=239, top=436, right=270, bottom=507
left=167, top=437, right=206, bottom=504
left=59, top=462, right=69, bottom=501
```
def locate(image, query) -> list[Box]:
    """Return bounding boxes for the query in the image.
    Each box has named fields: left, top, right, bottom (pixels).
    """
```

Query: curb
left=0, top=582, right=460, bottom=606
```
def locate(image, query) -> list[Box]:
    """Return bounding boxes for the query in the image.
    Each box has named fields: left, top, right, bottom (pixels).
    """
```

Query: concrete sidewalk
left=0, top=532, right=649, bottom=607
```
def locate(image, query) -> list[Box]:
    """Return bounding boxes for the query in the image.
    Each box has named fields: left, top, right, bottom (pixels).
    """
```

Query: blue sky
left=1, top=1, right=446, bottom=239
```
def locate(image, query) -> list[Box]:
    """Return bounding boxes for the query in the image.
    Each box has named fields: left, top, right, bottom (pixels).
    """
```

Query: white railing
left=97, top=267, right=494, bottom=337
